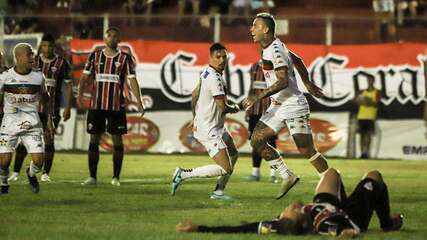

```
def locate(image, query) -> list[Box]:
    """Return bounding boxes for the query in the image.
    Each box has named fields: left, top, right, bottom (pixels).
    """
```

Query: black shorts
left=39, top=112, right=61, bottom=130
left=87, top=109, right=127, bottom=135
left=357, top=120, right=375, bottom=133
left=313, top=192, right=341, bottom=207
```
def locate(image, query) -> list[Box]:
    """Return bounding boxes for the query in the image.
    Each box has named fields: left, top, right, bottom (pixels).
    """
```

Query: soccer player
left=78, top=27, right=145, bottom=187
left=242, top=13, right=329, bottom=199
left=8, top=34, right=73, bottom=182
left=246, top=60, right=278, bottom=183
left=355, top=75, right=381, bottom=159
left=0, top=43, right=54, bottom=194
left=176, top=168, right=403, bottom=237
left=171, top=43, right=240, bottom=199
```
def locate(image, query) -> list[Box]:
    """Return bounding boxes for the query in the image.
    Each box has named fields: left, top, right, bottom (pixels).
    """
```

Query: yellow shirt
left=357, top=89, right=379, bottom=120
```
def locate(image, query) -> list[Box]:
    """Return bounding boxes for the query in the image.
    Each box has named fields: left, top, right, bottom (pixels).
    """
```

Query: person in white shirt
left=243, top=13, right=329, bottom=199
left=171, top=43, right=240, bottom=200
left=0, top=43, right=54, bottom=194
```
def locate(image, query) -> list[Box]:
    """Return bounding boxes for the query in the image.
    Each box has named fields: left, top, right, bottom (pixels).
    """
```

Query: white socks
left=268, top=158, right=293, bottom=179
left=180, top=165, right=227, bottom=180
left=29, top=161, right=41, bottom=177
left=252, top=167, right=260, bottom=177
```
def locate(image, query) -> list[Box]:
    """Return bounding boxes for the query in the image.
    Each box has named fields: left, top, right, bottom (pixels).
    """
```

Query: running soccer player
left=242, top=13, right=329, bottom=199
left=8, top=34, right=73, bottom=182
left=171, top=43, right=240, bottom=199
left=78, top=27, right=145, bottom=187
left=0, top=43, right=54, bottom=194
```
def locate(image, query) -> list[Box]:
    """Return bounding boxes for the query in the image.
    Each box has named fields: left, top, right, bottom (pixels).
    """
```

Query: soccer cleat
left=81, top=177, right=97, bottom=186
left=8, top=172, right=19, bottom=182
left=0, top=185, right=9, bottom=194
left=383, top=214, right=404, bottom=232
left=111, top=177, right=121, bottom=186
left=210, top=192, right=232, bottom=200
left=26, top=168, right=40, bottom=193
left=269, top=175, right=279, bottom=184
left=41, top=173, right=51, bottom=182
left=275, top=174, right=300, bottom=200
left=247, top=175, right=260, bottom=182
left=171, top=167, right=183, bottom=196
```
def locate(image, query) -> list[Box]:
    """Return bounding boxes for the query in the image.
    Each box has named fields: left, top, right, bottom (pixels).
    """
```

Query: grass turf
left=1, top=153, right=426, bottom=239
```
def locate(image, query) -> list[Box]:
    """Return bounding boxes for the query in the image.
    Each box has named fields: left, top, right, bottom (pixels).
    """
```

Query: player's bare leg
left=292, top=133, right=329, bottom=176
left=28, top=153, right=44, bottom=193
left=82, top=134, right=101, bottom=186
left=171, top=147, right=233, bottom=196
left=0, top=153, right=12, bottom=194
left=111, top=134, right=124, bottom=186
left=314, top=168, right=342, bottom=197
left=8, top=143, right=27, bottom=181
left=41, top=131, right=55, bottom=182
left=212, top=134, right=238, bottom=199
left=251, top=122, right=299, bottom=199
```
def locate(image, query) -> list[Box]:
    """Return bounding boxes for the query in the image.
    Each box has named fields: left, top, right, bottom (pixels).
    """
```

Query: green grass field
left=1, top=153, right=426, bottom=239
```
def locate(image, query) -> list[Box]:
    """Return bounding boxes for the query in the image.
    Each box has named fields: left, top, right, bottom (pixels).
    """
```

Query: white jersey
left=0, top=68, right=46, bottom=135
left=261, top=38, right=309, bottom=118
left=193, top=66, right=227, bottom=141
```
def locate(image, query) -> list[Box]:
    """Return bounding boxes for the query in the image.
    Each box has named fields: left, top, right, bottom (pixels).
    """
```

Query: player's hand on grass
left=62, top=107, right=71, bottom=122
left=306, top=82, right=324, bottom=98
left=339, top=228, right=359, bottom=238
left=176, top=222, right=199, bottom=232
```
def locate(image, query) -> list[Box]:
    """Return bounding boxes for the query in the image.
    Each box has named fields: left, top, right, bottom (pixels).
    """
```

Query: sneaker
left=171, top=167, right=183, bottom=196
left=8, top=172, right=19, bottom=182
left=0, top=185, right=9, bottom=194
left=269, top=175, right=279, bottom=184
left=383, top=214, right=404, bottom=232
left=111, top=177, right=121, bottom=186
left=275, top=174, right=300, bottom=200
left=247, top=175, right=260, bottom=182
left=41, top=173, right=51, bottom=182
left=210, top=192, right=232, bottom=200
left=81, top=177, right=97, bottom=186
left=26, top=168, right=39, bottom=193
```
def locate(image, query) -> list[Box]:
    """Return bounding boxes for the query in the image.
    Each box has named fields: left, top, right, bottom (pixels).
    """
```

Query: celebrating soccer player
left=0, top=43, right=54, bottom=194
left=8, top=34, right=73, bottom=182
left=242, top=13, right=329, bottom=199
left=78, top=27, right=145, bottom=187
left=171, top=43, right=240, bottom=199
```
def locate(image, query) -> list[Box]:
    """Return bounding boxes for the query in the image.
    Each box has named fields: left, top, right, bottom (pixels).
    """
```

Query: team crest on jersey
left=51, top=67, right=57, bottom=73
left=114, top=62, right=121, bottom=68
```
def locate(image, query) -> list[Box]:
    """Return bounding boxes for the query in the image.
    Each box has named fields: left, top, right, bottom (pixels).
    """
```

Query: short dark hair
left=106, top=26, right=120, bottom=35
left=256, top=12, right=276, bottom=35
left=209, top=43, right=226, bottom=56
left=41, top=34, right=55, bottom=43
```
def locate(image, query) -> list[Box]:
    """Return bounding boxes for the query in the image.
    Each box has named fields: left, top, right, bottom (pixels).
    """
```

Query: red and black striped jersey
left=246, top=61, right=271, bottom=116
left=34, top=55, right=71, bottom=114
left=83, top=49, right=136, bottom=111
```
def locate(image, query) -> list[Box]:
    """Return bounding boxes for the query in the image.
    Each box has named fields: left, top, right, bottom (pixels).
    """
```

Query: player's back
left=193, top=66, right=226, bottom=140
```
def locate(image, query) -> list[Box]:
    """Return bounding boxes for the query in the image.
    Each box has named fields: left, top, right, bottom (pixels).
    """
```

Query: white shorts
left=197, top=131, right=232, bottom=158
left=0, top=112, right=44, bottom=153
left=259, top=104, right=312, bottom=135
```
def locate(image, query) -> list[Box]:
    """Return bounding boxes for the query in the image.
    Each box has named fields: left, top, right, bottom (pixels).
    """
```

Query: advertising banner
left=71, top=40, right=426, bottom=119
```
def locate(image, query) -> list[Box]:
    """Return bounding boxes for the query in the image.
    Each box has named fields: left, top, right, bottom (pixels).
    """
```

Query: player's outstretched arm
left=289, top=51, right=324, bottom=98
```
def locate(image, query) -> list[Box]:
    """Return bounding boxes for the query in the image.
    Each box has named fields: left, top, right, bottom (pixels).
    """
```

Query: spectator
left=355, top=75, right=381, bottom=159
left=228, top=0, right=251, bottom=24
left=178, top=0, right=200, bottom=23
left=251, top=0, right=275, bottom=13
left=372, top=0, right=397, bottom=41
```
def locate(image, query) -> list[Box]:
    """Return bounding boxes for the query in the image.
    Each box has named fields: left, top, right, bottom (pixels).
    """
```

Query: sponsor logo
left=179, top=118, right=248, bottom=153
left=276, top=118, right=342, bottom=154
left=17, top=120, right=33, bottom=130
left=402, top=145, right=427, bottom=155
left=51, top=66, right=57, bottom=73
left=100, top=116, right=160, bottom=152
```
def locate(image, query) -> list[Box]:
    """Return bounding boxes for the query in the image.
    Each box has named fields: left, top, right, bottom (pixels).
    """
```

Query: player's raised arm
left=289, top=50, right=324, bottom=98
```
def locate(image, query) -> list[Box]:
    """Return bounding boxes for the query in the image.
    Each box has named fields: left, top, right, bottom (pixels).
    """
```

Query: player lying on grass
left=176, top=168, right=403, bottom=237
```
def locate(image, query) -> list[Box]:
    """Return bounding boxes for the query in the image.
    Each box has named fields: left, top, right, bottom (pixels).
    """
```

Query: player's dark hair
left=256, top=12, right=276, bottom=35
left=209, top=43, right=226, bottom=56
left=276, top=217, right=310, bottom=235
left=41, top=34, right=55, bottom=43
left=106, top=26, right=121, bottom=35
